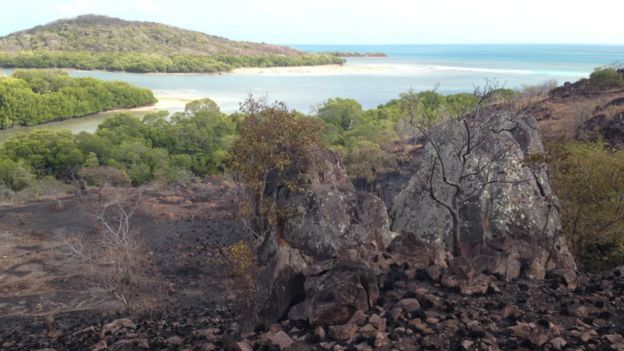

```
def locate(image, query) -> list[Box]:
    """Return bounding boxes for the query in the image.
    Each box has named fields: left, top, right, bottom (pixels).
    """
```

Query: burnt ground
left=531, top=80, right=624, bottom=144
left=0, top=178, right=254, bottom=349
left=0, top=185, right=623, bottom=350
left=2, top=255, right=624, bottom=350
left=0, top=178, right=623, bottom=351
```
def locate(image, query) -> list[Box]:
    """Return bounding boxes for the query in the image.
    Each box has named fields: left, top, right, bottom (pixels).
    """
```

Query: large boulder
left=254, top=151, right=395, bottom=327
left=390, top=112, right=576, bottom=281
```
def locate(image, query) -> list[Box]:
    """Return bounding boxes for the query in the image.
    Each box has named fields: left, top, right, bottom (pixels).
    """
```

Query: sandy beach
left=230, top=62, right=540, bottom=77
left=231, top=63, right=410, bottom=76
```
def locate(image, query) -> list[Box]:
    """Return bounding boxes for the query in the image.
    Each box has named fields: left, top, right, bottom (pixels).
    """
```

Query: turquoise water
left=2, top=44, right=623, bottom=116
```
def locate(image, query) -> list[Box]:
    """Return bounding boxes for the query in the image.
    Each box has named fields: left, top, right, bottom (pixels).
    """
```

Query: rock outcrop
left=390, top=111, right=576, bottom=282
left=254, top=150, right=395, bottom=327
left=577, top=111, right=624, bottom=148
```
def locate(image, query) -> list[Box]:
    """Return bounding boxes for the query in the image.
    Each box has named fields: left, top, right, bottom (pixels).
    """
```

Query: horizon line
left=284, top=42, right=624, bottom=47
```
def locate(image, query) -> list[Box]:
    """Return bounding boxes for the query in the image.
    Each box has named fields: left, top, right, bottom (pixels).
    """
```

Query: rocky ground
left=531, top=75, right=624, bottom=145
left=2, top=265, right=624, bottom=350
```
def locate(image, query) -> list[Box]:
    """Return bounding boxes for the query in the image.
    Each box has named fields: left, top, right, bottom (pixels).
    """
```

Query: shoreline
left=0, top=94, right=195, bottom=142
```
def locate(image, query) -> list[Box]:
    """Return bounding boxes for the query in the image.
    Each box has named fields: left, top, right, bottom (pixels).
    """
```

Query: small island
left=0, top=15, right=345, bottom=74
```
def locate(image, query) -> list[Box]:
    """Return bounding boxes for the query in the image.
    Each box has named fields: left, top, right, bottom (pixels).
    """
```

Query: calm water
left=1, top=44, right=622, bottom=137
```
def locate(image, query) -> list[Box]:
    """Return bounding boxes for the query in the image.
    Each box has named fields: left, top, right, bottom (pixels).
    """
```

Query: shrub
left=548, top=142, right=624, bottom=270
left=589, top=68, right=624, bottom=89
left=230, top=98, right=325, bottom=200
left=0, top=158, right=34, bottom=191
left=78, top=166, right=131, bottom=187
left=225, top=241, right=255, bottom=279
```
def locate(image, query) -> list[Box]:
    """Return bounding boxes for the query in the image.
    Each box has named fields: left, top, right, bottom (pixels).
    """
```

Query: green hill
left=0, top=15, right=344, bottom=73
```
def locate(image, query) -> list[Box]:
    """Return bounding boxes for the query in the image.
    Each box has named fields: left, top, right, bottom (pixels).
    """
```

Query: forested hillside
left=0, top=15, right=344, bottom=73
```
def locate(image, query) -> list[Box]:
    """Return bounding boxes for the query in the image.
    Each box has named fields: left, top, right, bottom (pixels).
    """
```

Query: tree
left=64, top=189, right=157, bottom=311
left=317, top=98, right=364, bottom=131
left=2, top=130, right=84, bottom=179
left=406, top=85, right=526, bottom=256
left=230, top=97, right=325, bottom=237
left=0, top=70, right=156, bottom=129
left=184, top=98, right=220, bottom=115
left=0, top=158, right=33, bottom=191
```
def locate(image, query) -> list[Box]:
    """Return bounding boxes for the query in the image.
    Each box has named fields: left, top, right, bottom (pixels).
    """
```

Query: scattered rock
left=549, top=337, right=567, bottom=350
left=368, top=313, right=386, bottom=331
left=314, top=326, right=326, bottom=340
left=90, top=340, right=107, bottom=351
left=165, top=335, right=183, bottom=346
left=374, top=332, right=389, bottom=348
left=234, top=341, right=253, bottom=351
left=101, top=319, right=136, bottom=338
left=571, top=305, right=590, bottom=318
left=266, top=331, right=295, bottom=349
left=111, top=338, right=149, bottom=351
left=397, top=298, right=421, bottom=312
left=328, top=323, right=358, bottom=342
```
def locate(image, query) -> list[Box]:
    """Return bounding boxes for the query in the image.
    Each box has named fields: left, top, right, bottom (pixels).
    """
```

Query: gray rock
left=254, top=151, right=394, bottom=327
left=397, top=298, right=421, bottom=312
left=234, top=341, right=253, bottom=351
left=314, top=326, right=326, bottom=340
left=265, top=331, right=295, bottom=349
left=390, top=112, right=576, bottom=280
left=549, top=337, right=567, bottom=350
left=101, top=319, right=136, bottom=338
left=368, top=313, right=386, bottom=332
left=165, top=336, right=183, bottom=346
left=328, top=323, right=358, bottom=342
left=111, top=338, right=149, bottom=351
left=303, top=260, right=379, bottom=327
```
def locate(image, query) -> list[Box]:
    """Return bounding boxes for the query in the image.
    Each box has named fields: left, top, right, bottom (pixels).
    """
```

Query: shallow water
left=0, top=110, right=146, bottom=143
left=1, top=44, right=622, bottom=139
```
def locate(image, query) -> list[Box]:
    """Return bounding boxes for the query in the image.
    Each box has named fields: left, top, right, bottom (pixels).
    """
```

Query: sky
left=0, top=0, right=623, bottom=45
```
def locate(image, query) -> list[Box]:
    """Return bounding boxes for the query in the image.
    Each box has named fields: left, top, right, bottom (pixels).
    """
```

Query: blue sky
left=1, top=0, right=623, bottom=45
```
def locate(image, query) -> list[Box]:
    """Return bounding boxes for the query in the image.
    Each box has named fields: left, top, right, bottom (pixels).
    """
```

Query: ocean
left=0, top=44, right=622, bottom=135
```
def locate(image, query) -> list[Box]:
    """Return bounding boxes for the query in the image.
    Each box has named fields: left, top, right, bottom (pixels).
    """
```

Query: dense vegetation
left=0, top=51, right=344, bottom=74
left=0, top=98, right=235, bottom=191
left=0, top=88, right=503, bottom=191
left=589, top=67, right=624, bottom=89
left=0, top=15, right=344, bottom=73
left=547, top=142, right=624, bottom=270
left=0, top=70, right=156, bottom=128
left=318, top=91, right=480, bottom=185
